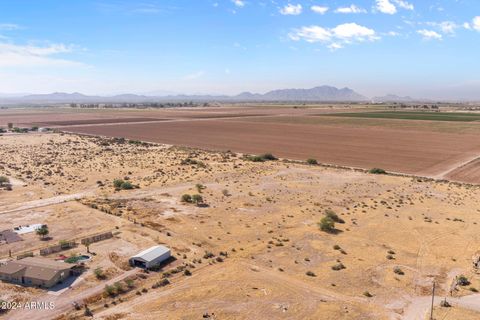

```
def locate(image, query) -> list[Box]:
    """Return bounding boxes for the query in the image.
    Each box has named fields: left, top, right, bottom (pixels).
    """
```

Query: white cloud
left=393, top=0, right=414, bottom=11
left=335, top=5, right=367, bottom=14
left=417, top=29, right=442, bottom=40
left=289, top=23, right=378, bottom=49
left=328, top=43, right=343, bottom=51
left=332, top=23, right=377, bottom=40
left=0, top=42, right=82, bottom=67
left=473, top=16, right=480, bottom=31
left=232, top=0, right=245, bottom=8
left=0, top=23, right=21, bottom=31
left=427, top=21, right=459, bottom=34
left=311, top=5, right=328, bottom=15
left=376, top=0, right=397, bottom=15
left=183, top=71, right=205, bottom=80
left=280, top=4, right=302, bottom=15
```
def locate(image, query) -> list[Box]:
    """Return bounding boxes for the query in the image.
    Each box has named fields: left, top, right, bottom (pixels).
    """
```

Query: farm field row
left=66, top=118, right=480, bottom=182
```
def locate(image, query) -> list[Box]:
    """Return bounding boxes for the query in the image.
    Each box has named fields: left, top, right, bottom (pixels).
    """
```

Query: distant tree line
left=69, top=101, right=208, bottom=109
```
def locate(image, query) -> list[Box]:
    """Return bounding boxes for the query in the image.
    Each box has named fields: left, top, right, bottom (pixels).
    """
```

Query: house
left=0, top=230, right=23, bottom=244
left=0, top=257, right=73, bottom=288
left=129, top=245, right=171, bottom=269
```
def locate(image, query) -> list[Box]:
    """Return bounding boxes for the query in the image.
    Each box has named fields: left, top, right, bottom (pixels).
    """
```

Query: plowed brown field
left=67, top=119, right=480, bottom=179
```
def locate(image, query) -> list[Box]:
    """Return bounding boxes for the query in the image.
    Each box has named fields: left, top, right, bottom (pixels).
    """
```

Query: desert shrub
left=305, top=271, right=316, bottom=277
left=470, top=287, right=478, bottom=292
left=120, top=181, right=133, bottom=190
left=94, top=267, right=106, bottom=280
left=457, top=275, right=470, bottom=286
left=306, top=158, right=318, bottom=165
left=247, top=155, right=264, bottom=162
left=325, top=209, right=345, bottom=223
left=104, top=285, right=116, bottom=296
left=195, top=183, right=205, bottom=193
left=333, top=245, right=341, bottom=250
left=125, top=279, right=134, bottom=289
left=113, top=179, right=124, bottom=189
left=319, top=217, right=335, bottom=233
left=369, top=168, right=387, bottom=174
left=0, top=176, right=9, bottom=186
left=184, top=269, right=192, bottom=276
left=191, top=194, right=204, bottom=205
left=114, top=281, right=125, bottom=294
left=363, top=291, right=373, bottom=297
left=181, top=194, right=192, bottom=203
left=331, top=263, right=346, bottom=271
left=260, top=153, right=277, bottom=161
left=393, top=267, right=404, bottom=275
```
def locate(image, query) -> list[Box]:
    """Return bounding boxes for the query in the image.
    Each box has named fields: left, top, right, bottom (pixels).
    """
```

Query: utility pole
left=430, top=281, right=436, bottom=320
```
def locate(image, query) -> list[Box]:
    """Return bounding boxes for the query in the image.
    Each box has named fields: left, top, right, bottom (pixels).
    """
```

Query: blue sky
left=0, top=0, right=479, bottom=99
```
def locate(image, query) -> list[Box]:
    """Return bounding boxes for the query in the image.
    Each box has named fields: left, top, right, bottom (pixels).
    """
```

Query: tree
left=84, top=239, right=92, bottom=253
left=318, top=217, right=335, bottom=233
left=36, top=225, right=49, bottom=239
left=0, top=176, right=9, bottom=187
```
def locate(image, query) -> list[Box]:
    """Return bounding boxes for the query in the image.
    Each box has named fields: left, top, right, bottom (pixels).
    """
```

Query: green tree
left=36, top=225, right=49, bottom=239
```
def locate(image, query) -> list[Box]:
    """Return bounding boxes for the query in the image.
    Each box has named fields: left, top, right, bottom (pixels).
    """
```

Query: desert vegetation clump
left=306, top=158, right=318, bottom=165
left=0, top=176, right=9, bottom=187
left=113, top=179, right=135, bottom=190
left=319, top=216, right=335, bottom=233
left=369, top=168, right=387, bottom=174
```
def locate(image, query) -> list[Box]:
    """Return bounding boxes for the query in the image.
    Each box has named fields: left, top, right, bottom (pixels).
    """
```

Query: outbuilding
left=129, top=245, right=171, bottom=269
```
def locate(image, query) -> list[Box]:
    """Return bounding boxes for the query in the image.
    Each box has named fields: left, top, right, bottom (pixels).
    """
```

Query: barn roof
left=131, top=245, right=170, bottom=262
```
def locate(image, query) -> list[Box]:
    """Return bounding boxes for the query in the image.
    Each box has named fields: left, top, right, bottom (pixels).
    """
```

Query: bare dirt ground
left=445, top=158, right=480, bottom=184
left=1, top=132, right=480, bottom=320
left=66, top=119, right=480, bottom=181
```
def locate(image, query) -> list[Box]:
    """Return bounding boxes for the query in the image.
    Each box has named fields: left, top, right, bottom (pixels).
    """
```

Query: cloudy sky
left=0, top=0, right=479, bottom=100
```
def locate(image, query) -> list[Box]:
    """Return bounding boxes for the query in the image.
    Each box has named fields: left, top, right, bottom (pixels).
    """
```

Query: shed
left=129, top=245, right=171, bottom=269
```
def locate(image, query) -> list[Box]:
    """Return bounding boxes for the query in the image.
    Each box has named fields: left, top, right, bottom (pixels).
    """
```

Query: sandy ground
left=1, top=132, right=480, bottom=320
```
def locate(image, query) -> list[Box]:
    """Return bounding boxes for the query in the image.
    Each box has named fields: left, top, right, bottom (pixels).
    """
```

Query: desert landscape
left=1, top=104, right=480, bottom=320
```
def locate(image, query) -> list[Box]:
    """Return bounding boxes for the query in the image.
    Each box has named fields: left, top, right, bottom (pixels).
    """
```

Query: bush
left=181, top=194, right=192, bottom=203
left=393, top=267, right=404, bottom=275
left=104, top=284, right=116, bottom=297
left=113, top=179, right=124, bottom=189
left=331, top=263, right=346, bottom=271
left=369, top=168, right=387, bottom=174
left=191, top=194, right=204, bottom=205
left=306, top=158, right=318, bottom=165
left=120, top=181, right=133, bottom=190
left=260, top=153, right=277, bottom=161
left=325, top=210, right=345, bottom=224
left=457, top=275, right=470, bottom=286
left=306, top=271, right=316, bottom=277
left=94, top=267, right=106, bottom=280
left=319, top=217, right=335, bottom=233
left=363, top=291, right=373, bottom=297
left=247, top=155, right=264, bottom=162
left=0, top=176, right=9, bottom=187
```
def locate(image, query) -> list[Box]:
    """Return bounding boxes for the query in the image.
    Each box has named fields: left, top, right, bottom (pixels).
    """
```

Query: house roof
left=131, top=245, right=170, bottom=262
left=0, top=229, right=23, bottom=244
left=0, top=257, right=72, bottom=281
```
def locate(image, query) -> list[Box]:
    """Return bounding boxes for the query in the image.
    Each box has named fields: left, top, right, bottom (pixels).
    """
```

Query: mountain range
left=0, top=86, right=371, bottom=105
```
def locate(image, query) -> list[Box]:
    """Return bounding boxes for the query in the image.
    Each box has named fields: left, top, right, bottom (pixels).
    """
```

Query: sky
left=0, top=0, right=479, bottom=100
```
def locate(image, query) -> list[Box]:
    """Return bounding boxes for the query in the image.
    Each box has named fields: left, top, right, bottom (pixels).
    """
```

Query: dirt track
left=66, top=119, right=480, bottom=181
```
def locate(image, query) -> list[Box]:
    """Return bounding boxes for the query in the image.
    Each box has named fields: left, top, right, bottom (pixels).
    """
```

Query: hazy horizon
left=0, top=0, right=479, bottom=100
